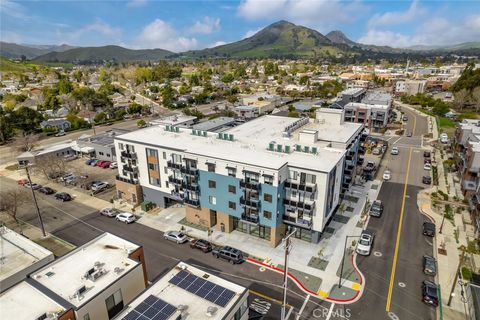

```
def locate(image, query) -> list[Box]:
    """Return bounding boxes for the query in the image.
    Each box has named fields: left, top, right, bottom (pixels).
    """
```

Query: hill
left=177, top=20, right=339, bottom=59
left=0, top=42, right=74, bottom=59
left=326, top=31, right=357, bottom=47
left=33, top=45, right=173, bottom=64
left=0, top=57, right=45, bottom=73
left=408, top=42, right=480, bottom=51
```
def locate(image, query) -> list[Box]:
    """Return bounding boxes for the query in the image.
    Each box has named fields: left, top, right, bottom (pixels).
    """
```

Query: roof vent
left=178, top=305, right=188, bottom=311
left=114, top=267, right=125, bottom=274
left=206, top=306, right=218, bottom=317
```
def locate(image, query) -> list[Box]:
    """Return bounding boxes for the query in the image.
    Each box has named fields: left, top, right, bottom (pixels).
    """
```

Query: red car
left=95, top=160, right=106, bottom=167
left=99, top=161, right=111, bottom=168
left=17, top=179, right=29, bottom=186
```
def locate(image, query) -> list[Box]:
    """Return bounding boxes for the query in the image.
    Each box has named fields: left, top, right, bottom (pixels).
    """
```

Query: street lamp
left=338, top=235, right=360, bottom=288
left=281, top=226, right=297, bottom=320
left=23, top=163, right=46, bottom=237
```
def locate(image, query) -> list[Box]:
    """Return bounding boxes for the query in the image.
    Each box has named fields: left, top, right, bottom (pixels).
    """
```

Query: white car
left=116, top=212, right=136, bottom=224
left=391, top=146, right=399, bottom=155
left=424, top=163, right=432, bottom=170
left=60, top=173, right=75, bottom=182
left=356, top=231, right=374, bottom=256
left=55, top=130, right=65, bottom=137
left=109, top=162, right=118, bottom=169
left=383, top=170, right=391, bottom=180
left=440, top=133, right=449, bottom=144
left=100, top=207, right=120, bottom=217
left=91, top=182, right=109, bottom=192
left=164, top=230, right=189, bottom=244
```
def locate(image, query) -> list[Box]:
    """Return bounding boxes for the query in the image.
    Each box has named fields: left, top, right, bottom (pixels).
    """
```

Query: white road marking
left=325, top=303, right=335, bottom=320
left=295, top=295, right=310, bottom=320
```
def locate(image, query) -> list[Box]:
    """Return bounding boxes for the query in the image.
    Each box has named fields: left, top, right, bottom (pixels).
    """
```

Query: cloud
left=136, top=19, right=198, bottom=51
left=358, top=14, right=480, bottom=47
left=127, top=0, right=147, bottom=8
left=208, top=41, right=227, bottom=48
left=189, top=16, right=221, bottom=34
left=367, top=0, right=425, bottom=28
left=0, top=0, right=29, bottom=19
left=243, top=28, right=262, bottom=39
left=53, top=19, right=123, bottom=46
left=237, top=0, right=366, bottom=31
left=0, top=30, right=23, bottom=43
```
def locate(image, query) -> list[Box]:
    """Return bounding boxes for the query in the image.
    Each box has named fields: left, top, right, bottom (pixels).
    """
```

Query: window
left=106, top=153, right=111, bottom=157
left=234, top=300, right=248, bottom=320
left=208, top=180, right=216, bottom=188
left=119, top=143, right=124, bottom=150
left=263, top=210, right=272, bottom=219
left=264, top=193, right=272, bottom=203
left=264, top=175, right=273, bottom=185
left=148, top=163, right=159, bottom=171
left=99, top=152, right=104, bottom=156
left=105, top=289, right=123, bottom=319
left=229, top=201, right=236, bottom=210
left=227, top=167, right=236, bottom=177
left=288, top=170, right=298, bottom=180
left=166, top=181, right=169, bottom=188
left=291, top=190, right=297, bottom=198
left=146, top=148, right=158, bottom=157
left=164, top=167, right=168, bottom=174
left=306, top=173, right=316, bottom=184
left=83, top=314, right=91, bottom=320
left=209, top=196, right=216, bottom=205
left=228, top=185, right=236, bottom=193
left=163, top=151, right=166, bottom=159
left=149, top=176, right=160, bottom=187
left=207, top=163, right=216, bottom=172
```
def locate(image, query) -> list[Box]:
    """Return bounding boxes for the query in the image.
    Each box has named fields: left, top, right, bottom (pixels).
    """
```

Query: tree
left=34, top=154, right=69, bottom=179
left=454, top=89, right=470, bottom=110
left=14, top=132, right=39, bottom=152
left=94, top=112, right=107, bottom=123
left=58, top=78, right=73, bottom=95
left=0, top=188, right=31, bottom=222
left=13, top=107, right=44, bottom=133
left=299, top=75, right=309, bottom=85
left=0, top=108, right=15, bottom=144
left=472, top=87, right=480, bottom=112
left=221, top=73, right=234, bottom=83
left=137, top=119, right=146, bottom=128
left=127, top=103, right=143, bottom=114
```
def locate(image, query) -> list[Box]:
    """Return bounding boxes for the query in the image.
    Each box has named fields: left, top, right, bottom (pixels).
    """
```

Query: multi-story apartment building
left=394, top=79, right=426, bottom=96
left=114, top=109, right=364, bottom=246
left=342, top=92, right=392, bottom=132
left=332, top=88, right=366, bottom=108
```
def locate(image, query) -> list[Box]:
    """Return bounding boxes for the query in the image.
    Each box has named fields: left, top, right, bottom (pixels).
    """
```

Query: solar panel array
left=122, top=295, right=176, bottom=320
left=169, top=270, right=235, bottom=307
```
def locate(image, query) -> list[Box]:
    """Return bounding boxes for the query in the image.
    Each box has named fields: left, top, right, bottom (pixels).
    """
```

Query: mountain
left=326, top=31, right=357, bottom=47
left=0, top=42, right=75, bottom=59
left=177, top=20, right=339, bottom=59
left=407, top=42, right=480, bottom=51
left=33, top=45, right=173, bottom=63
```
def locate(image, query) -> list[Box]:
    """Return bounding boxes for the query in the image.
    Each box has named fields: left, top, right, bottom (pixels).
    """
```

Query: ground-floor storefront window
left=234, top=218, right=271, bottom=241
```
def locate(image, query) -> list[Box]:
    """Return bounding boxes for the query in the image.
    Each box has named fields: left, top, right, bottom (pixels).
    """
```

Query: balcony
left=116, top=175, right=138, bottom=185
left=168, top=176, right=183, bottom=185
left=183, top=182, right=200, bottom=192
left=283, top=199, right=315, bottom=212
left=121, top=151, right=137, bottom=159
left=167, top=161, right=182, bottom=170
left=284, top=181, right=316, bottom=193
left=123, top=165, right=138, bottom=173
left=180, top=167, right=199, bottom=176
left=240, top=197, right=260, bottom=208
left=240, top=180, right=261, bottom=191
left=184, top=198, right=200, bottom=207
left=241, top=213, right=259, bottom=224
left=283, top=214, right=312, bottom=229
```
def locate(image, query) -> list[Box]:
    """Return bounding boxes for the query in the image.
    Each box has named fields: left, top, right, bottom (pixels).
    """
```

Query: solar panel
left=168, top=271, right=236, bottom=307
left=122, top=295, right=176, bottom=320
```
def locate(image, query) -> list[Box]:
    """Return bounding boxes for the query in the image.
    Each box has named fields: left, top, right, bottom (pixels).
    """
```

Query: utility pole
left=448, top=247, right=466, bottom=306
left=24, top=165, right=46, bottom=237
left=339, top=235, right=359, bottom=288
left=281, top=227, right=297, bottom=320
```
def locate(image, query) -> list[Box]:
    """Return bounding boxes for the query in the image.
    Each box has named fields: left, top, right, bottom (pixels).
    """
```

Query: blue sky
left=1, top=0, right=479, bottom=51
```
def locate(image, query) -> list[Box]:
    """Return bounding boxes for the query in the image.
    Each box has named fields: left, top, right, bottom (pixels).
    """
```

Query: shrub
left=462, top=266, right=473, bottom=281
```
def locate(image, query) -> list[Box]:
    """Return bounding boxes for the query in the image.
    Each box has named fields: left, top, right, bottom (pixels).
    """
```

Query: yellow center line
left=385, top=147, right=413, bottom=312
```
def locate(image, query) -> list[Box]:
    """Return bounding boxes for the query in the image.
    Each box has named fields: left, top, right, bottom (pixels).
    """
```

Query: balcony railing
left=284, top=181, right=316, bottom=193
left=240, top=197, right=260, bottom=208
left=283, top=215, right=312, bottom=228
left=184, top=198, right=200, bottom=207
left=166, top=161, right=182, bottom=170
left=240, top=180, right=261, bottom=191
left=123, top=165, right=138, bottom=173
left=181, top=167, right=199, bottom=176
left=241, top=213, right=259, bottom=224
left=183, top=182, right=200, bottom=192
left=168, top=176, right=183, bottom=185
left=121, top=151, right=137, bottom=159
left=116, top=175, right=138, bottom=185
left=283, top=199, right=315, bottom=212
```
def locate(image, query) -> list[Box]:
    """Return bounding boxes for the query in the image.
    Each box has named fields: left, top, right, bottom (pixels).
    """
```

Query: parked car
left=91, top=182, right=109, bottom=192
left=365, top=161, right=376, bottom=172
left=424, top=151, right=431, bottom=158
left=109, top=162, right=118, bottom=169
left=25, top=182, right=41, bottom=190
left=54, top=130, right=65, bottom=137
left=423, top=255, right=437, bottom=276
left=391, top=146, right=399, bottom=155
left=403, top=116, right=408, bottom=121
left=212, top=246, right=244, bottom=264
left=38, top=187, right=55, bottom=195
left=422, top=221, right=436, bottom=237
left=383, top=170, right=391, bottom=181
left=424, top=158, right=432, bottom=165
left=54, top=192, right=72, bottom=201
left=85, top=158, right=97, bottom=165
left=372, top=147, right=381, bottom=155
left=95, top=160, right=106, bottom=167
left=89, top=159, right=100, bottom=166
left=60, top=173, right=75, bottom=182
left=356, top=230, right=374, bottom=256
left=115, top=212, right=136, bottom=224
left=406, top=132, right=412, bottom=137
left=100, top=207, right=120, bottom=217
left=190, top=239, right=213, bottom=253
left=440, top=133, right=449, bottom=144
left=424, top=163, right=432, bottom=171
left=17, top=179, right=29, bottom=186
left=99, top=161, right=111, bottom=168
left=369, top=200, right=384, bottom=217
left=422, top=280, right=439, bottom=307
left=422, top=175, right=432, bottom=184
left=164, top=230, right=189, bottom=244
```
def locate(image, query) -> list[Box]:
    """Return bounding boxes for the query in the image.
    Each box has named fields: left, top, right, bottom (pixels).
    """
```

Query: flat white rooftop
left=0, top=227, right=53, bottom=286
left=150, top=114, right=197, bottom=126
left=345, top=102, right=390, bottom=111
left=0, top=281, right=65, bottom=320
left=114, top=262, right=247, bottom=320
left=30, top=233, right=140, bottom=307
left=117, top=115, right=346, bottom=172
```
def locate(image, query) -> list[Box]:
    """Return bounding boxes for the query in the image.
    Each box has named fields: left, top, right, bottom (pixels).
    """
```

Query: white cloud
left=237, top=0, right=366, bottom=31
left=358, top=14, right=480, bottom=47
left=53, top=19, right=123, bottom=46
left=189, top=16, right=221, bottom=34
left=367, top=0, right=425, bottom=28
left=0, top=0, right=28, bottom=19
left=243, top=28, right=262, bottom=39
left=127, top=0, right=147, bottom=7
left=136, top=19, right=198, bottom=51
left=208, top=41, right=227, bottom=48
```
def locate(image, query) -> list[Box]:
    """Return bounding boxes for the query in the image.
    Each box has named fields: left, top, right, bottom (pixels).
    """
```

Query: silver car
left=100, top=207, right=120, bottom=217
left=164, top=231, right=188, bottom=244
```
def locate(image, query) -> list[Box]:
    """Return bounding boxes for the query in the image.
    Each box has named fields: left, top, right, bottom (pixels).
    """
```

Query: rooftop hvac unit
left=285, top=145, right=291, bottom=153
left=295, top=145, right=301, bottom=152
left=268, top=143, right=275, bottom=151
left=304, top=146, right=310, bottom=153
left=276, top=144, right=282, bottom=152
left=311, top=147, right=317, bottom=154
left=90, top=268, right=107, bottom=281
left=74, top=285, right=87, bottom=297
left=192, top=129, right=196, bottom=135
left=206, top=306, right=218, bottom=317
left=229, top=134, right=234, bottom=141
left=203, top=131, right=207, bottom=137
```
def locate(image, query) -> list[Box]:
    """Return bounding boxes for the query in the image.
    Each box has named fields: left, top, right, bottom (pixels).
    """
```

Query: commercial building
left=342, top=92, right=392, bottom=131
left=114, top=109, right=364, bottom=246
left=395, top=80, right=426, bottom=96
left=0, top=226, right=54, bottom=293
left=149, top=114, right=198, bottom=128
left=26, top=233, right=148, bottom=320
left=114, top=262, right=249, bottom=320
left=74, top=129, right=130, bottom=161
left=16, top=141, right=75, bottom=166
left=331, top=88, right=366, bottom=109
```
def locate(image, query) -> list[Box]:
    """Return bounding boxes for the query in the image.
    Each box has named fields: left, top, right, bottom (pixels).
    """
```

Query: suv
left=190, top=239, right=213, bottom=253
left=212, top=246, right=244, bottom=264
left=423, top=222, right=435, bottom=237
left=423, top=255, right=437, bottom=276
left=422, top=280, right=439, bottom=307
left=356, top=230, right=374, bottom=256
left=365, top=161, right=376, bottom=172
left=54, top=192, right=72, bottom=201
left=422, top=176, right=432, bottom=184
left=369, top=200, right=384, bottom=217
left=91, top=182, right=109, bottom=192
left=424, top=151, right=431, bottom=158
